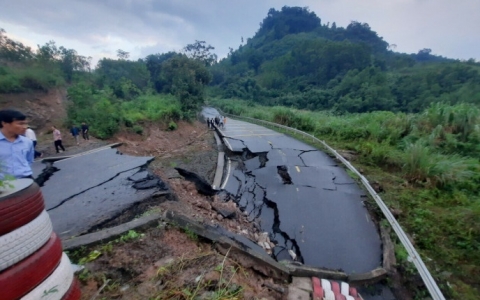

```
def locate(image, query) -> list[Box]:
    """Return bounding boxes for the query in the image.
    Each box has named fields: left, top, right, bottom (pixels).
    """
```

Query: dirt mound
left=0, top=88, right=68, bottom=132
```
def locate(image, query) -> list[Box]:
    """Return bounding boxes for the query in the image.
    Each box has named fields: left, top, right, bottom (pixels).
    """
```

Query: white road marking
left=221, top=158, right=231, bottom=189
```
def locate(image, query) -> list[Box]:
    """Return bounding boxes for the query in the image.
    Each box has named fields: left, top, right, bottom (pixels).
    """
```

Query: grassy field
left=209, top=98, right=480, bottom=300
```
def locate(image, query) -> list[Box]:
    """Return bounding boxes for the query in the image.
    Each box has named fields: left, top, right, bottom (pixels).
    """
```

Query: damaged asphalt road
left=203, top=107, right=382, bottom=274
left=36, top=148, right=168, bottom=239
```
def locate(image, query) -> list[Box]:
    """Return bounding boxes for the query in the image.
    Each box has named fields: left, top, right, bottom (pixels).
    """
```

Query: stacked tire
left=312, top=277, right=362, bottom=300
left=0, top=179, right=81, bottom=300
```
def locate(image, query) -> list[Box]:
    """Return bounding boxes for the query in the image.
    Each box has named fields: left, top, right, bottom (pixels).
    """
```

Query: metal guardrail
left=221, top=112, right=446, bottom=300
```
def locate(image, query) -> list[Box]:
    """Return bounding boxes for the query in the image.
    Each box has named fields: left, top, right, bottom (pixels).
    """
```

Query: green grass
left=210, top=97, right=480, bottom=299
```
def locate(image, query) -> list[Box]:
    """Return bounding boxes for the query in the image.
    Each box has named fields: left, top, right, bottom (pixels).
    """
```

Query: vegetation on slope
left=1, top=30, right=213, bottom=138
left=209, top=7, right=480, bottom=114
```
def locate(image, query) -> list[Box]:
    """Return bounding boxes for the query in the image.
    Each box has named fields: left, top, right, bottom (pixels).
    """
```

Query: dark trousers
left=82, top=131, right=89, bottom=140
left=32, top=141, right=41, bottom=158
left=54, top=140, right=65, bottom=153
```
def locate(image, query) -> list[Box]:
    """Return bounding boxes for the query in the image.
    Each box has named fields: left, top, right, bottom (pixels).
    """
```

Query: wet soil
left=75, top=227, right=287, bottom=300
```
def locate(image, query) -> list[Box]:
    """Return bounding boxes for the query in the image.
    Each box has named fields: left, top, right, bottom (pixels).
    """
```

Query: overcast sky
left=0, top=0, right=478, bottom=65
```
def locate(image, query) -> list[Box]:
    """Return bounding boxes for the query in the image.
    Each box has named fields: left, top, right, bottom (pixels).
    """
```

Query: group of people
left=207, top=115, right=227, bottom=129
left=0, top=108, right=90, bottom=180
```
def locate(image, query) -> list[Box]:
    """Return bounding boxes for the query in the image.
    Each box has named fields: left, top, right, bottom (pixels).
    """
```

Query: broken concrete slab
left=62, top=212, right=164, bottom=250
left=222, top=137, right=245, bottom=152
left=283, top=262, right=348, bottom=281
left=267, top=148, right=304, bottom=167
left=244, top=156, right=262, bottom=171
left=48, top=168, right=165, bottom=239
left=39, top=148, right=167, bottom=240
left=266, top=185, right=381, bottom=273
left=298, top=150, right=337, bottom=167
left=42, top=148, right=154, bottom=210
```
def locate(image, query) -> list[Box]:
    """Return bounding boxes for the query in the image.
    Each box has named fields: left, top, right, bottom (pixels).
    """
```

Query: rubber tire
left=341, top=282, right=350, bottom=296
left=0, top=181, right=44, bottom=236
left=0, top=233, right=62, bottom=300
left=324, top=290, right=336, bottom=300
left=321, top=278, right=331, bottom=291
left=62, top=279, right=81, bottom=300
left=312, top=277, right=324, bottom=300
left=349, top=287, right=359, bottom=297
left=21, top=252, right=74, bottom=300
left=0, top=210, right=52, bottom=271
left=331, top=281, right=341, bottom=295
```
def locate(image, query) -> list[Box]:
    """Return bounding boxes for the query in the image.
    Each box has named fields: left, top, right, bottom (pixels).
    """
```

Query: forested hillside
left=209, top=6, right=480, bottom=113
left=0, top=29, right=213, bottom=138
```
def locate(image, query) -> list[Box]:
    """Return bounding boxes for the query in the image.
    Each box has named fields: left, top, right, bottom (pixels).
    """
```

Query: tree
left=117, top=49, right=130, bottom=60
left=159, top=55, right=212, bottom=117
left=183, top=40, right=217, bottom=66
left=0, top=28, right=34, bottom=61
left=144, top=52, right=178, bottom=92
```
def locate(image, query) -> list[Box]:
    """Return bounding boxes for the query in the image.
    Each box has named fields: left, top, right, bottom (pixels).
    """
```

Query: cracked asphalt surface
left=36, top=148, right=165, bottom=239
left=204, top=108, right=382, bottom=274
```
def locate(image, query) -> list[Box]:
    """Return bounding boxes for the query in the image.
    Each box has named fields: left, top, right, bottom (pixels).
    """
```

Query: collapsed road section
left=203, top=108, right=382, bottom=275
left=36, top=148, right=169, bottom=239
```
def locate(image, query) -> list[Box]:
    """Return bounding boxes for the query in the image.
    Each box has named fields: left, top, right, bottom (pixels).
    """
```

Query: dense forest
left=209, top=6, right=480, bottom=113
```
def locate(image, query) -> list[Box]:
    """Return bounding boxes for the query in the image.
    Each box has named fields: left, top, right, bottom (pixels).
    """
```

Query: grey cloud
left=0, top=0, right=478, bottom=60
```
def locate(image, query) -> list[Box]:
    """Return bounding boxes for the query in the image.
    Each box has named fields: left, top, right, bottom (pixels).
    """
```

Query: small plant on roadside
left=168, top=121, right=178, bottom=131
left=78, top=249, right=102, bottom=265
left=132, top=124, right=143, bottom=135
left=100, top=242, right=113, bottom=254
left=77, top=269, right=92, bottom=282
left=119, top=230, right=144, bottom=242
left=184, top=226, right=198, bottom=241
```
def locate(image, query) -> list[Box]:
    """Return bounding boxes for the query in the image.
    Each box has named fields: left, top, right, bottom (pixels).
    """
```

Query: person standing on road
left=25, top=126, right=42, bottom=159
left=0, top=109, right=34, bottom=179
left=223, top=116, right=227, bottom=129
left=81, top=122, right=89, bottom=140
left=70, top=124, right=80, bottom=145
left=52, top=125, right=65, bottom=153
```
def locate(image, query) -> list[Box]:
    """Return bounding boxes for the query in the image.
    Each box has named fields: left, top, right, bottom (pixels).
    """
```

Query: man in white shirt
left=25, top=126, right=42, bottom=158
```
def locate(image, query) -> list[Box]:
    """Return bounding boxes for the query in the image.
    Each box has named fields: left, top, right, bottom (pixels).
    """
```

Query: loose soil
left=68, top=121, right=287, bottom=299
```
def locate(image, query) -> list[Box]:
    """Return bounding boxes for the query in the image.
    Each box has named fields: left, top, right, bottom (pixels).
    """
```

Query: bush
left=133, top=125, right=143, bottom=135
left=168, top=121, right=178, bottom=131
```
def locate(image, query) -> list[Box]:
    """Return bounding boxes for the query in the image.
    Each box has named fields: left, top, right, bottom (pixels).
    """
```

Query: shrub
left=133, top=125, right=143, bottom=135
left=168, top=121, right=178, bottom=131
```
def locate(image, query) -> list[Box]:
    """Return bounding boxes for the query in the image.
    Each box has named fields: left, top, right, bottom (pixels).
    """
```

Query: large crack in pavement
left=221, top=136, right=381, bottom=272
left=38, top=149, right=169, bottom=239
left=46, top=166, right=157, bottom=211
left=224, top=148, right=303, bottom=264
